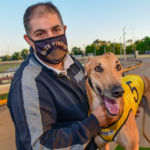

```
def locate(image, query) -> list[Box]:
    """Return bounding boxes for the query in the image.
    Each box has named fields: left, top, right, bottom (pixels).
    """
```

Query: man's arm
left=8, top=79, right=100, bottom=150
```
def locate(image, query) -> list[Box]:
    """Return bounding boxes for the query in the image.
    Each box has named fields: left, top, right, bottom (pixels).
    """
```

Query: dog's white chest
left=92, top=95, right=101, bottom=110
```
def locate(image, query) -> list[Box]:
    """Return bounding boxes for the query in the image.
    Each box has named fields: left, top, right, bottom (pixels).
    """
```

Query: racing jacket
left=7, top=48, right=100, bottom=150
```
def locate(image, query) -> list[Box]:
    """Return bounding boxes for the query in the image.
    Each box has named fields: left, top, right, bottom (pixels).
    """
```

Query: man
left=8, top=2, right=109, bottom=150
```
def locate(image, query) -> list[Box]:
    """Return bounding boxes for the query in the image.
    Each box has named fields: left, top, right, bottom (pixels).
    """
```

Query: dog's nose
left=111, top=85, right=124, bottom=98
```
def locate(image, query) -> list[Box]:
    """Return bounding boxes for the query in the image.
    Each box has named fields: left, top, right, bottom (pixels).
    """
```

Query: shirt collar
left=33, top=52, right=74, bottom=75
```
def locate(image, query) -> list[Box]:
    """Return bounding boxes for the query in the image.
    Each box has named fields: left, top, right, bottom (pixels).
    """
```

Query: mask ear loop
left=27, top=35, right=35, bottom=42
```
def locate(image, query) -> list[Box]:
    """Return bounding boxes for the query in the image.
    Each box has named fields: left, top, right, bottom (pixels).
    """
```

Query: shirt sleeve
left=7, top=79, right=100, bottom=150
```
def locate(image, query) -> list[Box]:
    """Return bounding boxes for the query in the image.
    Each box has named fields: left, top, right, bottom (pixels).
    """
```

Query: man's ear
left=64, top=25, right=67, bottom=32
left=24, top=35, right=34, bottom=47
left=24, top=34, right=35, bottom=51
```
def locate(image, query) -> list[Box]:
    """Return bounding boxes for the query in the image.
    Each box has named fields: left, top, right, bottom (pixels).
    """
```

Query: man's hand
left=92, top=105, right=112, bottom=127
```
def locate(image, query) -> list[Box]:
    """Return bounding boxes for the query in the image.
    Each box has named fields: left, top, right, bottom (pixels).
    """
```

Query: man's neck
left=44, top=61, right=64, bottom=71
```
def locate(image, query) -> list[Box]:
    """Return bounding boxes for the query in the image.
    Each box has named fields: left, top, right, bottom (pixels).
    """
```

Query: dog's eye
left=116, top=64, right=121, bottom=71
left=95, top=65, right=104, bottom=72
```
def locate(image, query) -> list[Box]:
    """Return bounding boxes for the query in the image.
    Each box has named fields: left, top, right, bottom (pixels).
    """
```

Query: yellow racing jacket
left=100, top=74, right=144, bottom=142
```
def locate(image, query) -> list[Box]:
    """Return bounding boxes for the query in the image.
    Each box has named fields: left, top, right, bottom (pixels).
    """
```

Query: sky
left=0, top=0, right=150, bottom=56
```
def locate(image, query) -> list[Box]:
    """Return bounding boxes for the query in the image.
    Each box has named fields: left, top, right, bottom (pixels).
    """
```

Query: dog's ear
left=105, top=52, right=113, bottom=56
left=84, top=57, right=92, bottom=76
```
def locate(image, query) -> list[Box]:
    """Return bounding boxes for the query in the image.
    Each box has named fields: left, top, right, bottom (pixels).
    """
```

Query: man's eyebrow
left=52, top=25, right=62, bottom=29
left=33, top=29, right=46, bottom=34
left=33, top=25, right=62, bottom=34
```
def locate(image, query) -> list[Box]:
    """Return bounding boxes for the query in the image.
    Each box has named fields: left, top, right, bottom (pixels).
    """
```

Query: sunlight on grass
left=0, top=63, right=20, bottom=72
left=115, top=145, right=150, bottom=150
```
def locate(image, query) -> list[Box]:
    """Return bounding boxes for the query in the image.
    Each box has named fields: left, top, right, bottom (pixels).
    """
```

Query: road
left=0, top=106, right=16, bottom=150
left=0, top=58, right=150, bottom=150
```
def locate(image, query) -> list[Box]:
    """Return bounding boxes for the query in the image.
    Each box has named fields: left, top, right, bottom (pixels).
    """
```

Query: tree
left=85, top=40, right=112, bottom=55
left=114, top=43, right=121, bottom=54
left=98, top=46, right=104, bottom=55
left=93, top=39, right=100, bottom=45
left=20, top=49, right=29, bottom=59
left=12, top=52, right=21, bottom=60
left=136, top=37, right=150, bottom=54
left=126, top=45, right=133, bottom=54
left=85, top=44, right=95, bottom=54
left=71, top=47, right=82, bottom=55
left=1, top=54, right=11, bottom=61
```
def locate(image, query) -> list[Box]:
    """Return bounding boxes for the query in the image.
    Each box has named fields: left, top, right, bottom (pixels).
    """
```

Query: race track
left=0, top=58, right=150, bottom=150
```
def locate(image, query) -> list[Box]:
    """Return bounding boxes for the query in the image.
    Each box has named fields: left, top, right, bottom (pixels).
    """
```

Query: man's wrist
left=82, top=114, right=101, bottom=138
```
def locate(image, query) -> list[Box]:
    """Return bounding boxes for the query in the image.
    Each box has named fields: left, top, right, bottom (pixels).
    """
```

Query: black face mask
left=30, top=34, right=68, bottom=64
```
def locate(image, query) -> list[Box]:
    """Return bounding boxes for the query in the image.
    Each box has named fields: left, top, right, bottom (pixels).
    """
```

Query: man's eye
left=53, top=27, right=63, bottom=33
left=54, top=29, right=60, bottom=32
left=95, top=65, right=104, bottom=72
left=38, top=33, right=43, bottom=36
left=36, top=33, right=47, bottom=39
left=116, top=64, right=121, bottom=71
left=56, top=28, right=61, bottom=31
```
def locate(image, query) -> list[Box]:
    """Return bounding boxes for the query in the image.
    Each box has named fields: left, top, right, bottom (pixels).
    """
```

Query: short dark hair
left=23, top=2, right=64, bottom=35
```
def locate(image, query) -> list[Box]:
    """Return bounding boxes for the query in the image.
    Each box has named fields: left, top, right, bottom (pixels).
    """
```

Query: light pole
left=123, top=27, right=126, bottom=60
left=113, top=39, right=115, bottom=54
left=104, top=45, right=106, bottom=53
left=82, top=44, right=85, bottom=56
left=120, top=36, right=122, bottom=58
left=131, top=27, right=136, bottom=55
left=94, top=45, right=96, bottom=56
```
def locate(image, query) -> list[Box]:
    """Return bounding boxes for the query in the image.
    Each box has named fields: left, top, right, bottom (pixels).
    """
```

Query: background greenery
left=1, top=36, right=150, bottom=61
left=0, top=49, right=29, bottom=61
left=71, top=36, right=150, bottom=56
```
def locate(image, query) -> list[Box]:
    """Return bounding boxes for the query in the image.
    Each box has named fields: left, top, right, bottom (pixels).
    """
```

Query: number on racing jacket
left=126, top=81, right=139, bottom=103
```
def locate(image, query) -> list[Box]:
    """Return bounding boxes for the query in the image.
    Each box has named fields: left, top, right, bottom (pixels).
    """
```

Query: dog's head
left=85, top=52, right=124, bottom=116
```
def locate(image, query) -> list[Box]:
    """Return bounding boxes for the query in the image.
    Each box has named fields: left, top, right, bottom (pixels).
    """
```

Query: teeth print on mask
left=30, top=34, right=68, bottom=64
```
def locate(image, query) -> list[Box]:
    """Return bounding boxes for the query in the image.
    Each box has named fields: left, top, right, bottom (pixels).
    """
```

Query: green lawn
left=0, top=63, right=20, bottom=72
left=115, top=145, right=150, bottom=150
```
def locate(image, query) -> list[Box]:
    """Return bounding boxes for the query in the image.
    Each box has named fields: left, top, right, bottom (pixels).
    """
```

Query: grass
left=0, top=63, right=20, bottom=72
left=115, top=145, right=150, bottom=150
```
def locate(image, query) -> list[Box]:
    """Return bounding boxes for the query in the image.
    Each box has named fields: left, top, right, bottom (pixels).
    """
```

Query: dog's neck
left=88, top=77, right=95, bottom=92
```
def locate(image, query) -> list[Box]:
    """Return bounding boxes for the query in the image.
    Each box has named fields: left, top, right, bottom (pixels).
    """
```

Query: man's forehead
left=29, top=13, right=61, bottom=33
left=31, top=6, right=55, bottom=18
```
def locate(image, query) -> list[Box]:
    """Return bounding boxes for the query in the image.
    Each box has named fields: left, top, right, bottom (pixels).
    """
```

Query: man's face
left=24, top=13, right=66, bottom=50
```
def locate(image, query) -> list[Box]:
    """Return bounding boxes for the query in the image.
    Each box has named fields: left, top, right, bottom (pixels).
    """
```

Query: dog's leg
left=141, top=76, right=150, bottom=115
left=98, top=144, right=109, bottom=150
left=105, top=143, right=109, bottom=150
left=94, top=135, right=109, bottom=150
left=115, top=111, right=139, bottom=150
left=142, top=96, right=150, bottom=116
